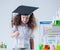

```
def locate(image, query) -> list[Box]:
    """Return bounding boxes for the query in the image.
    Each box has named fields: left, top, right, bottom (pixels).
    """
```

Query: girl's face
left=21, top=15, right=30, bottom=24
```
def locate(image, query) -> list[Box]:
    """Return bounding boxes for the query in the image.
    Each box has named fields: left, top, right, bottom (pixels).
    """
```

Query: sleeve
left=11, top=26, right=18, bottom=33
left=30, top=30, right=34, bottom=39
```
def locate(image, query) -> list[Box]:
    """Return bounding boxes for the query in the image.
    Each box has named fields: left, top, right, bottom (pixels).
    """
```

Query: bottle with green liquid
left=3, top=43, right=7, bottom=48
left=53, top=10, right=60, bottom=25
left=54, top=20, right=60, bottom=25
left=38, top=44, right=43, bottom=50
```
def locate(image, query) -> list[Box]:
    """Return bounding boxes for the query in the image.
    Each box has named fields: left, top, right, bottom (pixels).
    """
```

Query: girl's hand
left=11, top=31, right=20, bottom=38
left=15, top=31, right=20, bottom=36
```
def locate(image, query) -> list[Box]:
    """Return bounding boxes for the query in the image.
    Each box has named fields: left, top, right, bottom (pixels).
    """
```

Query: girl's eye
left=26, top=17, right=29, bottom=19
left=23, top=17, right=25, bottom=18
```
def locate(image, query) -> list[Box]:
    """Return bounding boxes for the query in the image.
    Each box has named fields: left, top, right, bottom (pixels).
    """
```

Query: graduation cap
left=12, top=5, right=38, bottom=15
left=11, top=5, right=38, bottom=27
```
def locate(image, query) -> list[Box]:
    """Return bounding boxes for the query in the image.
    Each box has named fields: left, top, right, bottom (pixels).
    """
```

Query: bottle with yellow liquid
left=0, top=42, right=3, bottom=48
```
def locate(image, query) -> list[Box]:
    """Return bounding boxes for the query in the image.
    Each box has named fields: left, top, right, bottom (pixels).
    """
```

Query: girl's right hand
left=11, top=31, right=20, bottom=38
left=14, top=31, right=20, bottom=37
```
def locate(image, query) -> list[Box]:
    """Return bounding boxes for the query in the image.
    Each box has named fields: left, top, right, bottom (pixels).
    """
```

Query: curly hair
left=11, top=13, right=37, bottom=31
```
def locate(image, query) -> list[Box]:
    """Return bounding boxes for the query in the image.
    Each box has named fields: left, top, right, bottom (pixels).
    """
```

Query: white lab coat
left=11, top=24, right=34, bottom=50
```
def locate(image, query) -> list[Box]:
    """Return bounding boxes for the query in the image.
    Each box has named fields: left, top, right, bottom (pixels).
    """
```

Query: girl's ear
left=30, top=13, right=33, bottom=17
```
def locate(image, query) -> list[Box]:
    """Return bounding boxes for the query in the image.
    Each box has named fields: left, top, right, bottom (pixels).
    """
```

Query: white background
left=0, top=0, right=60, bottom=50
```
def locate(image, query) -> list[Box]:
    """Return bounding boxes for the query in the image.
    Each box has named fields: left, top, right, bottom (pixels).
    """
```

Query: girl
left=11, top=5, right=38, bottom=50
